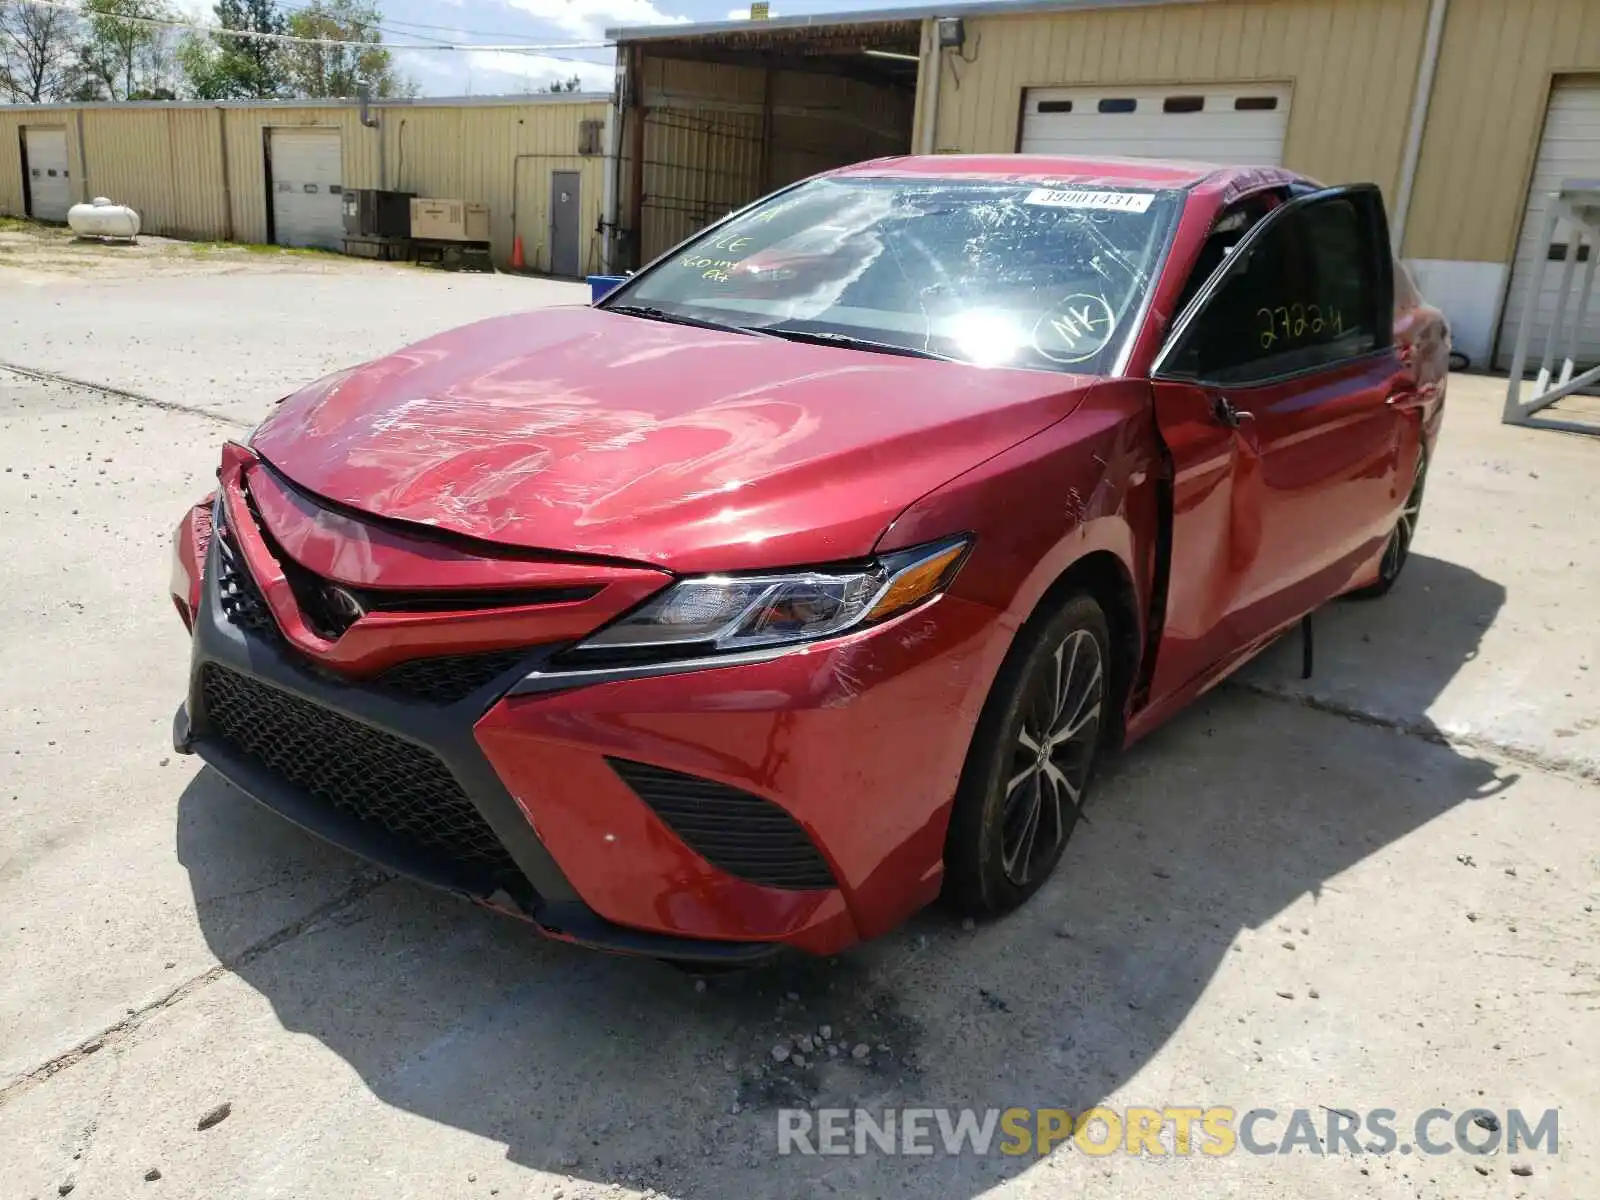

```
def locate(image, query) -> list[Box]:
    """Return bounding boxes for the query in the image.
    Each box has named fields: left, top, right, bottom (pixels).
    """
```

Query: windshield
left=607, top=176, right=1181, bottom=374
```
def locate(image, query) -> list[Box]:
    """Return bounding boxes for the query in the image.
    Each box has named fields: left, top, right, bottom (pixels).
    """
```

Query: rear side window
left=1162, top=194, right=1386, bottom=384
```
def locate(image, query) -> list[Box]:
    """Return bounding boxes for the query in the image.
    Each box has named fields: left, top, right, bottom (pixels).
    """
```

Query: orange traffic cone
left=511, top=234, right=526, bottom=270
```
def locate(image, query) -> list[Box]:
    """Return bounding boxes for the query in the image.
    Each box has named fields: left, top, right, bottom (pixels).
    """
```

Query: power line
left=16, top=0, right=612, bottom=52
left=273, top=0, right=580, bottom=46
left=267, top=0, right=499, bottom=50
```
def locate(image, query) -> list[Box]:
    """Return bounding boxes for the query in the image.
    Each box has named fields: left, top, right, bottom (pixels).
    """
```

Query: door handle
left=1213, top=395, right=1254, bottom=429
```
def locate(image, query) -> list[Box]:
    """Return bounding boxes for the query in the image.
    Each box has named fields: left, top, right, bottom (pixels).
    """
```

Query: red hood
left=251, top=305, right=1093, bottom=572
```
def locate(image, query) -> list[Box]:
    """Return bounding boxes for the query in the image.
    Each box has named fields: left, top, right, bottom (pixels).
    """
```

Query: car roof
left=830, top=154, right=1305, bottom=193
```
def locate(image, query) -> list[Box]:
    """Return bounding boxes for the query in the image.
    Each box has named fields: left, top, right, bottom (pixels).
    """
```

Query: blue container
left=587, top=274, right=627, bottom=304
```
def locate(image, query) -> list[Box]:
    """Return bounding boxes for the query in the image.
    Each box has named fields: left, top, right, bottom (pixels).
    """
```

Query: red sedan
left=169, top=157, right=1448, bottom=962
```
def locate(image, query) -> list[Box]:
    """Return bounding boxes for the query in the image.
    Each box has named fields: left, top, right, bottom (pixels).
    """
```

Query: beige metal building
left=609, top=0, right=1600, bottom=370
left=4, top=0, right=1597, bottom=368
left=0, top=94, right=611, bottom=276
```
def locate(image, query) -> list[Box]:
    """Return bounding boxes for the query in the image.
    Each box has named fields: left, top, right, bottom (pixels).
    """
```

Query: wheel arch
left=1015, top=548, right=1143, bottom=753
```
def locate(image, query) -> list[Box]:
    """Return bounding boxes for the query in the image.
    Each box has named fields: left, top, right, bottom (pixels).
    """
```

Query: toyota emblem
left=320, top=584, right=366, bottom=628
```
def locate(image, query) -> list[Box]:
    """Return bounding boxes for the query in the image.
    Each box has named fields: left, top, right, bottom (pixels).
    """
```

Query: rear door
left=1146, top=186, right=1406, bottom=701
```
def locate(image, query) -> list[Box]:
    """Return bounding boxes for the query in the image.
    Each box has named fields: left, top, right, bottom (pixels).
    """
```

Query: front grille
left=607, top=757, right=837, bottom=891
left=201, top=663, right=521, bottom=884
left=214, top=524, right=280, bottom=643
left=372, top=649, right=531, bottom=705
left=212, top=507, right=528, bottom=706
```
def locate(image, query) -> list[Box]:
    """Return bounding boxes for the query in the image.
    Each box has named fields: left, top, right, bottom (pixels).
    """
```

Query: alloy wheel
left=1380, top=451, right=1428, bottom=584
left=1000, top=628, right=1104, bottom=887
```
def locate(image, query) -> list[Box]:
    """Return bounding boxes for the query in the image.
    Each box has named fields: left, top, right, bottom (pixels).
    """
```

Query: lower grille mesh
left=607, top=758, right=836, bottom=891
left=201, top=664, right=520, bottom=884
left=371, top=650, right=530, bottom=705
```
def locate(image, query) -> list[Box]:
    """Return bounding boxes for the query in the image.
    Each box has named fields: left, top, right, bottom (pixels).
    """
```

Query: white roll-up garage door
left=1020, top=84, right=1291, bottom=165
left=23, top=127, right=72, bottom=222
left=268, top=128, right=344, bottom=250
left=1497, top=80, right=1600, bottom=370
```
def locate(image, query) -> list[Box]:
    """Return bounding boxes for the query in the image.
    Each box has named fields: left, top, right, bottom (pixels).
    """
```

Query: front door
left=550, top=171, right=581, bottom=277
left=1147, top=186, right=1405, bottom=703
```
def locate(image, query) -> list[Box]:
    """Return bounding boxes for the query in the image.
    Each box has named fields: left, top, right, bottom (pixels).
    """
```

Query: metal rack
left=1502, top=180, right=1600, bottom=435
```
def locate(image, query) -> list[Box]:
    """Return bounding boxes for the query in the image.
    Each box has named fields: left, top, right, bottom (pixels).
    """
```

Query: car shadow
left=1234, top=551, right=1506, bottom=730
left=176, top=552, right=1510, bottom=1197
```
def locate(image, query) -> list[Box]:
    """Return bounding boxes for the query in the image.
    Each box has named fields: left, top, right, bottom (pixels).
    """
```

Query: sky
left=322, top=0, right=888, bottom=97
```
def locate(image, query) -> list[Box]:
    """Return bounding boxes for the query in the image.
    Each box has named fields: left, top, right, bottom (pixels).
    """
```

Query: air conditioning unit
left=410, top=198, right=490, bottom=243
left=342, top=189, right=415, bottom=238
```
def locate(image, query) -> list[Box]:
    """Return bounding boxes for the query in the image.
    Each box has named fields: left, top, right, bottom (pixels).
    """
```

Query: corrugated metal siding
left=635, top=54, right=911, bottom=260
left=0, top=99, right=606, bottom=270
left=919, top=0, right=1430, bottom=202
left=79, top=108, right=230, bottom=239
left=767, top=70, right=913, bottom=188
left=384, top=102, right=608, bottom=274
left=0, top=113, right=24, bottom=214
left=0, top=110, right=83, bottom=215
left=1406, top=0, right=1600, bottom=264
left=639, top=57, right=765, bottom=258
left=223, top=107, right=372, bottom=245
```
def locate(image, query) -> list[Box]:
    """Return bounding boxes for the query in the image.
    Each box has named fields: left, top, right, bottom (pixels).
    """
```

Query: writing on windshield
left=612, top=177, right=1180, bottom=374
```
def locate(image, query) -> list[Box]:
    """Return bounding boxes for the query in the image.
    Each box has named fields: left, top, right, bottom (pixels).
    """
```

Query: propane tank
left=67, top=197, right=141, bottom=241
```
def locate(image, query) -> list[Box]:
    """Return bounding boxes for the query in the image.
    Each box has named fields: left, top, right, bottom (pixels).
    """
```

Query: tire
left=943, top=592, right=1111, bottom=917
left=1349, top=445, right=1428, bottom=600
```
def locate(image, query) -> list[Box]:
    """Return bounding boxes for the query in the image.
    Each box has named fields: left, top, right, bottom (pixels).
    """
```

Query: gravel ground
left=0, top=232, right=1595, bottom=1200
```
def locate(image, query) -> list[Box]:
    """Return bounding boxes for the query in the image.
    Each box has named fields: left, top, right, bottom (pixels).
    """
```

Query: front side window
left=1161, top=193, right=1387, bottom=384
left=607, top=177, right=1182, bottom=375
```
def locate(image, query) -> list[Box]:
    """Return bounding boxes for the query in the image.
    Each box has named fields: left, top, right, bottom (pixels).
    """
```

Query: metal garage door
left=1497, top=80, right=1600, bottom=369
left=269, top=128, right=343, bottom=250
left=23, top=127, right=72, bottom=222
left=1020, top=84, right=1291, bottom=164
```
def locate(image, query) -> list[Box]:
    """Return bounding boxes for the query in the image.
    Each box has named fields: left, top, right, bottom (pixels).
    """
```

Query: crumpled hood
left=251, top=305, right=1093, bottom=572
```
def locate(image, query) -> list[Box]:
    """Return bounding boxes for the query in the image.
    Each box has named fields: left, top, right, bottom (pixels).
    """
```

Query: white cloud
left=502, top=0, right=688, bottom=40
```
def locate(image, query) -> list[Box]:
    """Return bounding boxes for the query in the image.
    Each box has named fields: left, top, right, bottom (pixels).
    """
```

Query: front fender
left=875, top=379, right=1161, bottom=729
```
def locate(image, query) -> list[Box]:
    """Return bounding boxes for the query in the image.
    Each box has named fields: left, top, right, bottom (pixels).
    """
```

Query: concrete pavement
left=1, top=251, right=1595, bottom=1200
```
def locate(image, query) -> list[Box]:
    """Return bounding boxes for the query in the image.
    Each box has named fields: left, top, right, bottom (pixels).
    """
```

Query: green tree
left=77, top=0, right=174, bottom=101
left=281, top=0, right=413, bottom=99
left=537, top=74, right=581, bottom=94
left=179, top=0, right=287, bottom=100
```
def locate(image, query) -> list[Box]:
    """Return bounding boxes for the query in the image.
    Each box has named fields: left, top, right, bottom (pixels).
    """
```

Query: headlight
left=571, top=536, right=971, bottom=659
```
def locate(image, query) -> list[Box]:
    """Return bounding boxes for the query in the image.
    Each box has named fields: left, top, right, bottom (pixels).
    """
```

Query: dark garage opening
left=613, top=18, right=921, bottom=268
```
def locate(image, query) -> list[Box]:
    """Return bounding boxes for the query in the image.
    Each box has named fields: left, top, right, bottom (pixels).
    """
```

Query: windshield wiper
left=758, top=327, right=958, bottom=362
left=604, top=304, right=763, bottom=337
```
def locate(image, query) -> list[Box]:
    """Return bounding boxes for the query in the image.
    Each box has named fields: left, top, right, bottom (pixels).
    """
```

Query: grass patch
left=247, top=242, right=337, bottom=257
left=188, top=239, right=337, bottom=258
left=0, top=216, right=39, bottom=233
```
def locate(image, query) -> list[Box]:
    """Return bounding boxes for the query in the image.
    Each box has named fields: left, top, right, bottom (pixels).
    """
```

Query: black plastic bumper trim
left=178, top=702, right=494, bottom=895
left=533, top=903, right=784, bottom=964
left=183, top=556, right=579, bottom=907
left=175, top=533, right=788, bottom=964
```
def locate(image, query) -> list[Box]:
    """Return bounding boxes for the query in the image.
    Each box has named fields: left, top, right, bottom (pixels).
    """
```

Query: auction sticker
left=1023, top=188, right=1154, bottom=213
